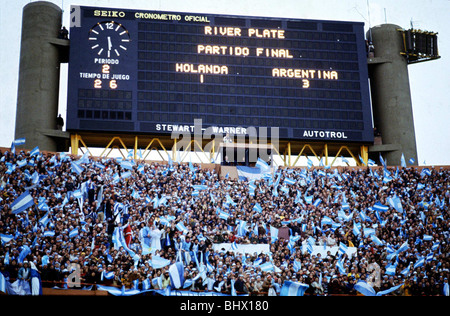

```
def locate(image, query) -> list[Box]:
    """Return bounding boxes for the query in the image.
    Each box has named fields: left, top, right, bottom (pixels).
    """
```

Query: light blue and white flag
left=192, top=185, right=208, bottom=191
left=236, top=220, right=248, bottom=237
left=256, top=158, right=271, bottom=174
left=10, top=191, right=34, bottom=215
left=280, top=281, right=309, bottom=296
left=0, top=234, right=14, bottom=245
left=169, top=262, right=185, bottom=289
left=225, top=194, right=236, bottom=206
left=259, top=262, right=274, bottom=272
left=37, top=201, right=49, bottom=212
left=253, top=202, right=263, bottom=213
left=336, top=259, right=346, bottom=274
left=120, top=160, right=134, bottom=171
left=43, top=231, right=55, bottom=237
left=338, top=210, right=353, bottom=222
left=96, top=285, right=141, bottom=296
left=431, top=241, right=440, bottom=251
left=353, top=221, right=361, bottom=237
left=176, top=222, right=188, bottom=234
left=18, top=245, right=31, bottom=263
left=385, top=262, right=397, bottom=276
left=338, top=242, right=348, bottom=256
left=376, top=283, right=404, bottom=296
left=16, top=159, right=27, bottom=168
left=307, top=158, right=313, bottom=169
left=413, top=257, right=425, bottom=269
left=71, top=162, right=84, bottom=175
left=379, top=153, right=387, bottom=169
left=293, top=260, right=302, bottom=273
left=313, top=198, right=322, bottom=207
left=370, top=234, right=384, bottom=246
left=150, top=256, right=171, bottom=269
left=0, top=269, right=6, bottom=294
left=131, top=189, right=140, bottom=200
left=401, top=153, right=407, bottom=168
left=218, top=209, right=230, bottom=221
left=284, top=177, right=296, bottom=185
left=121, top=171, right=132, bottom=179
left=400, top=264, right=411, bottom=276
left=321, top=216, right=334, bottom=227
left=421, top=168, right=431, bottom=177
left=14, top=138, right=26, bottom=146
left=270, top=226, right=278, bottom=243
left=29, top=146, right=40, bottom=157
left=102, top=271, right=115, bottom=280
left=69, top=228, right=79, bottom=238
left=387, top=195, right=403, bottom=213
left=396, top=241, right=409, bottom=255
left=236, top=166, right=265, bottom=181
left=354, top=280, right=376, bottom=296
left=373, top=202, right=389, bottom=212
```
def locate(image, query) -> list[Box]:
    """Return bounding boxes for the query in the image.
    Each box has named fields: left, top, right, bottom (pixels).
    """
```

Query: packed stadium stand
left=0, top=147, right=448, bottom=296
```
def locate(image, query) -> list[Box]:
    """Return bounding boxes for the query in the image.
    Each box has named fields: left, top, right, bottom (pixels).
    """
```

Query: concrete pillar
left=368, top=24, right=418, bottom=166
left=15, top=1, right=62, bottom=152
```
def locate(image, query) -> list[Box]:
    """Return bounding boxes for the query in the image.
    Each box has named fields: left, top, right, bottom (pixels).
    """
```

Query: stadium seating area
left=0, top=147, right=449, bottom=296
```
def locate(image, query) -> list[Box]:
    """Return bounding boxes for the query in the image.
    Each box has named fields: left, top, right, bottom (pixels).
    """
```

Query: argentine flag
left=102, top=270, right=115, bottom=280
left=43, top=231, right=55, bottom=237
left=14, top=138, right=26, bottom=146
left=71, top=162, right=84, bottom=175
left=0, top=234, right=14, bottom=245
left=370, top=234, right=384, bottom=246
left=401, top=153, right=407, bottom=168
left=373, top=202, right=389, bottom=212
left=280, top=281, right=309, bottom=296
left=169, top=262, right=185, bottom=289
left=284, top=177, right=296, bottom=185
left=69, top=228, right=79, bottom=238
left=151, top=256, right=171, bottom=269
left=307, top=158, right=313, bottom=169
left=10, top=191, right=34, bottom=215
left=253, top=202, right=263, bottom=213
left=120, top=160, right=134, bottom=170
left=218, top=209, right=230, bottom=221
left=354, top=281, right=376, bottom=296
left=176, top=222, right=188, bottom=234
left=18, top=245, right=31, bottom=263
left=30, top=146, right=40, bottom=157
left=270, top=226, right=278, bottom=243
left=313, top=198, right=322, bottom=207
left=256, top=158, right=271, bottom=173
left=0, top=269, right=6, bottom=294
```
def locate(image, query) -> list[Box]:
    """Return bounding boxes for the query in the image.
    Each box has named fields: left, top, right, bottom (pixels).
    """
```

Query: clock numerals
left=89, top=21, right=130, bottom=57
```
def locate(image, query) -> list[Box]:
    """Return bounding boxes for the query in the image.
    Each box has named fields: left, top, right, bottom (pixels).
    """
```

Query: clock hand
left=107, top=36, right=112, bottom=50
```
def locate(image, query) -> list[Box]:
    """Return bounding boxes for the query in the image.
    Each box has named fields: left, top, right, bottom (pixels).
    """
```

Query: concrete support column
left=15, top=1, right=63, bottom=152
left=368, top=24, right=418, bottom=166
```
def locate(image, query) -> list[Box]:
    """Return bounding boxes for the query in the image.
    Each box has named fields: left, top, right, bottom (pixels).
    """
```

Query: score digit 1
left=93, top=64, right=118, bottom=89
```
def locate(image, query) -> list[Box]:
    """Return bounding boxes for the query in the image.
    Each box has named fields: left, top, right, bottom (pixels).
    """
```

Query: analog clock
left=88, top=21, right=130, bottom=58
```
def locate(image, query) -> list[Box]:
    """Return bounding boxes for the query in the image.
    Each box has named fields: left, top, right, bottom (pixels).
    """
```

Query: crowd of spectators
left=0, top=147, right=448, bottom=296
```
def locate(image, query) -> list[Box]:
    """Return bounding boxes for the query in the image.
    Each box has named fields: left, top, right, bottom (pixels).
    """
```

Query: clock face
left=88, top=21, right=130, bottom=58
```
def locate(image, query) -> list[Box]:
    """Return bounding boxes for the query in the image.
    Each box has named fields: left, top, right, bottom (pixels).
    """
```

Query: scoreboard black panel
left=67, top=6, right=373, bottom=142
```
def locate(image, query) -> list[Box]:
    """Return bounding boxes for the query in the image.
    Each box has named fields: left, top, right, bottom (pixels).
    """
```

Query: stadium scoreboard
left=67, top=5, right=373, bottom=142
